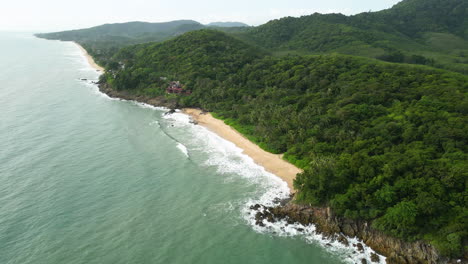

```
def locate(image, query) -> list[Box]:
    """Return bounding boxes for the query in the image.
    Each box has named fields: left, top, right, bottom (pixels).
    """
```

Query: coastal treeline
left=98, top=29, right=468, bottom=257
left=237, top=0, right=468, bottom=74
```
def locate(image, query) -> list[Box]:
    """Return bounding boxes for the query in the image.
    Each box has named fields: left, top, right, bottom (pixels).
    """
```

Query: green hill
left=35, top=20, right=250, bottom=66
left=35, top=20, right=207, bottom=65
left=237, top=0, right=468, bottom=73
left=207, top=22, right=249, bottom=27
left=376, top=0, right=468, bottom=38
left=35, top=20, right=202, bottom=40
left=106, top=30, right=265, bottom=92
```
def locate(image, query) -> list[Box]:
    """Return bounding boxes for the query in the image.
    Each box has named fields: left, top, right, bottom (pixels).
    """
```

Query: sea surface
left=0, top=33, right=383, bottom=264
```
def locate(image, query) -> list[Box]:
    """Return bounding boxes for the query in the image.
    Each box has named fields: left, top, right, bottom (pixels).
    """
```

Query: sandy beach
left=75, top=43, right=301, bottom=191
left=74, top=42, right=105, bottom=72
left=184, top=108, right=302, bottom=191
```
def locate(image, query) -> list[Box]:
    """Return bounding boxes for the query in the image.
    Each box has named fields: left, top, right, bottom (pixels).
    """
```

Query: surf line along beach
left=74, top=42, right=105, bottom=72
left=183, top=109, right=302, bottom=190
left=75, top=42, right=302, bottom=191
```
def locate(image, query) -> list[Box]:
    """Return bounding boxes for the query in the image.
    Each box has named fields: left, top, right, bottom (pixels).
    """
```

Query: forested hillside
left=238, top=0, right=468, bottom=74
left=35, top=20, right=248, bottom=66
left=106, top=30, right=265, bottom=91
left=376, top=0, right=468, bottom=38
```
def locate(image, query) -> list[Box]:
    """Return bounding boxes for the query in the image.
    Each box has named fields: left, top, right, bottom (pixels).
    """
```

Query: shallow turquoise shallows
left=0, top=33, right=355, bottom=264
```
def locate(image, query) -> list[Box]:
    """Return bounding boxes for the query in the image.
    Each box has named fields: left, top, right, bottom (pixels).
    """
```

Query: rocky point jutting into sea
left=251, top=201, right=461, bottom=264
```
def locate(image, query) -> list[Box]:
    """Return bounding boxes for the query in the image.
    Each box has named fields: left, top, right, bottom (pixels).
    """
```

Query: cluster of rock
left=98, top=82, right=180, bottom=109
left=251, top=202, right=461, bottom=264
left=251, top=203, right=380, bottom=264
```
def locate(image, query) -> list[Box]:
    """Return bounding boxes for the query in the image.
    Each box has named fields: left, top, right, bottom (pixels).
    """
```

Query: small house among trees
left=166, top=81, right=191, bottom=95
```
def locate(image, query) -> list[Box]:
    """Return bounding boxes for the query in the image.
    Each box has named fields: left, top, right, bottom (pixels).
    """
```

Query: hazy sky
left=1, top=0, right=402, bottom=32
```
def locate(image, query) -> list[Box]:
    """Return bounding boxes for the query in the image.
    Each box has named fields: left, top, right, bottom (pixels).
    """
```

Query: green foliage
left=237, top=0, right=468, bottom=74
left=377, top=0, right=468, bottom=38
left=373, top=201, right=419, bottom=239
left=377, top=50, right=435, bottom=66
left=106, top=30, right=266, bottom=91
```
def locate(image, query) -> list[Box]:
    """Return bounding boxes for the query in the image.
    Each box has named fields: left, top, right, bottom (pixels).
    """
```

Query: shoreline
left=73, top=42, right=105, bottom=72
left=73, top=43, right=301, bottom=191
left=183, top=108, right=302, bottom=191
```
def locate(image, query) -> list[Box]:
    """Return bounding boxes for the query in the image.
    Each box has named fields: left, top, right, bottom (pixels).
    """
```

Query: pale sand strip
left=184, top=108, right=302, bottom=191
left=74, top=42, right=105, bottom=72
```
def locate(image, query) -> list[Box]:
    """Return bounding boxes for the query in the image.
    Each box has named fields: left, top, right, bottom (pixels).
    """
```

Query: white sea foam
left=78, top=80, right=116, bottom=101
left=243, top=203, right=387, bottom=264
left=161, top=111, right=191, bottom=127
left=176, top=143, right=189, bottom=157
left=162, top=112, right=288, bottom=187
left=131, top=101, right=168, bottom=111
left=79, top=77, right=170, bottom=110
left=70, top=45, right=94, bottom=71
left=149, top=120, right=160, bottom=126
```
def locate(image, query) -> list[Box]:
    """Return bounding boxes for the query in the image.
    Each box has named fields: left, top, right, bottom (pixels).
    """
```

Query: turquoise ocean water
left=0, top=33, right=383, bottom=264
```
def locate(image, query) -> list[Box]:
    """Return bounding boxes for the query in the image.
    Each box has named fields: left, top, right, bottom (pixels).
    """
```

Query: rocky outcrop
left=98, top=83, right=179, bottom=109
left=255, top=203, right=465, bottom=264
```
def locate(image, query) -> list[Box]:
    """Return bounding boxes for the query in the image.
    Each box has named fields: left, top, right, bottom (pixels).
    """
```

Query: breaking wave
left=176, top=142, right=189, bottom=157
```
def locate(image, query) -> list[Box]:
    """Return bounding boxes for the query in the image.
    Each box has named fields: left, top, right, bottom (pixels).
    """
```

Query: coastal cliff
left=98, top=82, right=179, bottom=109
left=253, top=202, right=466, bottom=264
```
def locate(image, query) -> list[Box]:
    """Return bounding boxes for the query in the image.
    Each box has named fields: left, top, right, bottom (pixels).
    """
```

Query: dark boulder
left=338, top=235, right=349, bottom=247
left=370, top=252, right=380, bottom=263
left=250, top=204, right=262, bottom=210
left=357, top=243, right=365, bottom=252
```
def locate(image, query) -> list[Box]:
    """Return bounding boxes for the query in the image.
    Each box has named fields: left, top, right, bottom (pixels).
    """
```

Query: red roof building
left=166, top=81, right=191, bottom=95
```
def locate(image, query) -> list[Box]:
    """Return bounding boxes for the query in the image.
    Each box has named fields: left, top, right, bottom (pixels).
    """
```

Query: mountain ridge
left=237, top=0, right=468, bottom=73
left=206, top=22, right=249, bottom=27
left=36, top=0, right=468, bottom=74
